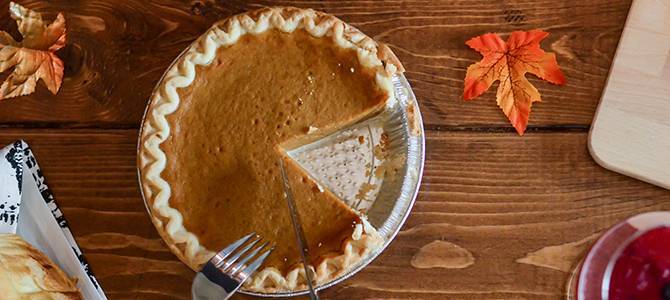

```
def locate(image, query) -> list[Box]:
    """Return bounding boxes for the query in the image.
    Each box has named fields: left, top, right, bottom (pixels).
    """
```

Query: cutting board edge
left=588, top=0, right=670, bottom=191
left=588, top=127, right=670, bottom=191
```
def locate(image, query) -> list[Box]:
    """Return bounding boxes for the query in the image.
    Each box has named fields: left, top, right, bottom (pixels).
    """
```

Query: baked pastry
left=0, top=234, right=81, bottom=299
left=139, top=7, right=403, bottom=292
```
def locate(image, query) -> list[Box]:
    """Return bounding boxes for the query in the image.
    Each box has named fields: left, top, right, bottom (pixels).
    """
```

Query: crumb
left=373, top=132, right=390, bottom=160
left=380, top=132, right=389, bottom=147
left=406, top=103, right=421, bottom=136
left=350, top=67, right=355, bottom=73
left=375, top=155, right=406, bottom=178
left=307, top=126, right=318, bottom=134
left=311, top=182, right=324, bottom=193
left=358, top=135, right=365, bottom=144
left=355, top=183, right=377, bottom=201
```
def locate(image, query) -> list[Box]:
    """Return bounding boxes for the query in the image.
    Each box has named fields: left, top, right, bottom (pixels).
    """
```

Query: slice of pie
left=138, top=7, right=403, bottom=292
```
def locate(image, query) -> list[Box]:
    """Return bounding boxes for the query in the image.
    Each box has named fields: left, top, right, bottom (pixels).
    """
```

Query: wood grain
left=589, top=0, right=670, bottom=189
left=411, top=240, right=475, bottom=269
left=0, top=129, right=667, bottom=299
left=330, top=130, right=670, bottom=299
left=0, top=0, right=631, bottom=129
left=0, top=1, right=663, bottom=299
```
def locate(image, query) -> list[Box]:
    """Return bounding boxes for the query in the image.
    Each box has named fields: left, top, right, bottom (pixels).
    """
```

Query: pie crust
left=0, top=234, right=81, bottom=298
left=138, top=7, right=403, bottom=292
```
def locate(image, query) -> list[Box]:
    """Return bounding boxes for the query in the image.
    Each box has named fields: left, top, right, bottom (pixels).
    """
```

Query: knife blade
left=278, top=159, right=320, bottom=300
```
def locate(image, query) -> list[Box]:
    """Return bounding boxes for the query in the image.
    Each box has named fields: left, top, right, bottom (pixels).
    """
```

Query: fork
left=192, top=233, right=274, bottom=300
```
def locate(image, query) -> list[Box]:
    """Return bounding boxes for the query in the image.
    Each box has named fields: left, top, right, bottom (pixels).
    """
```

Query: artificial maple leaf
left=463, top=30, right=565, bottom=135
left=0, top=2, right=66, bottom=100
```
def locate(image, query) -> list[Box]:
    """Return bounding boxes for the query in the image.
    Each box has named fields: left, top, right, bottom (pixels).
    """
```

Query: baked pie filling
left=139, top=7, right=402, bottom=292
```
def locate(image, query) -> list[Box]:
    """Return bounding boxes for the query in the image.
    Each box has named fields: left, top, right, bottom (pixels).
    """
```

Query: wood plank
left=0, top=0, right=630, bottom=128
left=0, top=129, right=667, bottom=299
left=329, top=130, right=670, bottom=299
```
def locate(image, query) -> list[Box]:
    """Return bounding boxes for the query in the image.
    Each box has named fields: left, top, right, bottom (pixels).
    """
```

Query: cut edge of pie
left=138, top=6, right=403, bottom=292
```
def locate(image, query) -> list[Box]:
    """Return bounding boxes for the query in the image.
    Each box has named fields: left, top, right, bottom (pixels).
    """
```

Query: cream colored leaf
left=0, top=2, right=66, bottom=100
left=0, top=32, right=18, bottom=47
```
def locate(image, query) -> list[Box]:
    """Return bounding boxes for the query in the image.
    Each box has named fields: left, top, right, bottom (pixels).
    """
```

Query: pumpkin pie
left=138, top=7, right=403, bottom=292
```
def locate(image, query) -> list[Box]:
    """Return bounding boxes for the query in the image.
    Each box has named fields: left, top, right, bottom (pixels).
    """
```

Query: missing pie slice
left=138, top=7, right=403, bottom=292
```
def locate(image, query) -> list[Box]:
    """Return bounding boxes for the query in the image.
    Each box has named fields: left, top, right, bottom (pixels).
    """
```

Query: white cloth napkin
left=0, top=140, right=107, bottom=299
left=0, top=141, right=22, bottom=233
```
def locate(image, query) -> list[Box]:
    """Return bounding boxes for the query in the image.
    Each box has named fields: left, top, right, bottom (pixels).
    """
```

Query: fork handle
left=192, top=273, right=235, bottom=300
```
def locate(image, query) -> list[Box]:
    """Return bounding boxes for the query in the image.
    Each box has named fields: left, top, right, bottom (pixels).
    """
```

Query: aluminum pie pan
left=250, top=73, right=424, bottom=297
left=136, top=45, right=425, bottom=296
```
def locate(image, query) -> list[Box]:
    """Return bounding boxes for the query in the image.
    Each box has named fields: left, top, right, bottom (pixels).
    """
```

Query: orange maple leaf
left=0, top=2, right=66, bottom=100
left=463, top=30, right=565, bottom=135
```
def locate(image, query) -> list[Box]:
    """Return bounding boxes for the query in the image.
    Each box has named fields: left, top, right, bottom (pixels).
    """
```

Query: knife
left=278, top=159, right=320, bottom=300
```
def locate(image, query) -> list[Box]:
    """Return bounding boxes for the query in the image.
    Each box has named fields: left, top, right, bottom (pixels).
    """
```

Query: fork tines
left=210, top=233, right=274, bottom=282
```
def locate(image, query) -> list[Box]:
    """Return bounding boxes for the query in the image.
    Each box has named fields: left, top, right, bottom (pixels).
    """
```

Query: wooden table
left=2, top=1, right=668, bottom=299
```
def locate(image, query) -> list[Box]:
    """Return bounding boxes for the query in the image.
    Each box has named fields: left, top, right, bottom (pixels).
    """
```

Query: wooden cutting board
left=589, top=0, right=670, bottom=189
